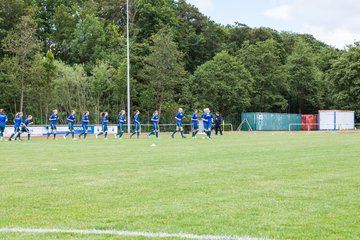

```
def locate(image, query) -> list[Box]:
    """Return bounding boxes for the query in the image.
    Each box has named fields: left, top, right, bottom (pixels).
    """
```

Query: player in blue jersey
left=96, top=112, right=109, bottom=140
left=130, top=110, right=141, bottom=139
left=116, top=110, right=126, bottom=139
left=0, top=109, right=8, bottom=141
left=21, top=115, right=33, bottom=140
left=47, top=109, right=59, bottom=140
left=9, top=112, right=24, bottom=141
left=78, top=111, right=90, bottom=139
left=202, top=108, right=213, bottom=139
left=64, top=110, right=76, bottom=140
left=171, top=108, right=186, bottom=138
left=191, top=109, right=199, bottom=138
left=148, top=110, right=160, bottom=139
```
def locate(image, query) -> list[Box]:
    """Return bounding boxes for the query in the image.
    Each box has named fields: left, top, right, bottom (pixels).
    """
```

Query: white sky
left=186, top=0, right=360, bottom=49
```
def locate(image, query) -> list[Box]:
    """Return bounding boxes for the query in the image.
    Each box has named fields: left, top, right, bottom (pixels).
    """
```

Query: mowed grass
left=0, top=132, right=359, bottom=240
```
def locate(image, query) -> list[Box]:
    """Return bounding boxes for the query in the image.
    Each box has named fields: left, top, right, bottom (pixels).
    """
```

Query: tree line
left=0, top=0, right=359, bottom=125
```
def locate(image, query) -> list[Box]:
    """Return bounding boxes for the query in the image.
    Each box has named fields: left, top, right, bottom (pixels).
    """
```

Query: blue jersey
left=134, top=115, right=140, bottom=125
left=24, top=119, right=31, bottom=126
left=202, top=113, right=213, bottom=123
left=82, top=115, right=89, bottom=125
left=14, top=117, right=23, bottom=128
left=67, top=114, right=75, bottom=123
left=0, top=114, right=7, bottom=126
left=191, top=113, right=198, bottom=124
left=118, top=115, right=125, bottom=124
left=49, top=114, right=58, bottom=125
left=176, top=112, right=184, bottom=123
left=102, top=116, right=108, bottom=126
left=151, top=115, right=159, bottom=124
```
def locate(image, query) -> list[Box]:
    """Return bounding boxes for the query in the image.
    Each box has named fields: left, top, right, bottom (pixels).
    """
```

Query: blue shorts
left=102, top=125, right=108, bottom=132
left=134, top=124, right=141, bottom=131
left=118, top=123, right=124, bottom=132
left=0, top=126, right=5, bottom=133
left=176, top=122, right=183, bottom=127
left=14, top=126, right=20, bottom=132
left=21, top=126, right=29, bottom=133
left=68, top=123, right=74, bottom=131
left=204, top=123, right=212, bottom=130
left=192, top=122, right=199, bottom=130
left=82, top=125, right=88, bottom=132
left=50, top=124, right=57, bottom=130
left=152, top=123, right=159, bottom=131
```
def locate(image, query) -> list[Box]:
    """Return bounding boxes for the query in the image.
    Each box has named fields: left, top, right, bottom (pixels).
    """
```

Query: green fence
left=241, top=112, right=302, bottom=131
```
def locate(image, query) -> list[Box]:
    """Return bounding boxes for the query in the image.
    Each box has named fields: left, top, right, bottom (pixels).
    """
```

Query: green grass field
left=0, top=133, right=359, bottom=240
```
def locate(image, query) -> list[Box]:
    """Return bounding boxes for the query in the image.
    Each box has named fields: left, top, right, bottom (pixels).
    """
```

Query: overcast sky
left=186, top=0, right=360, bottom=49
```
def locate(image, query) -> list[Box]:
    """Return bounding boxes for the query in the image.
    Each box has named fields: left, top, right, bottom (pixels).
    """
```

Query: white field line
left=0, top=228, right=271, bottom=240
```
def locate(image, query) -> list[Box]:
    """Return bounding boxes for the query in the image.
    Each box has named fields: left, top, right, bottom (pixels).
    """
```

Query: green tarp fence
left=241, top=112, right=302, bottom=131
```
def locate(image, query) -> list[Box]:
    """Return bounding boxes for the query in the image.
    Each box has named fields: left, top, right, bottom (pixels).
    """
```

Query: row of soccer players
left=0, top=108, right=214, bottom=141
left=0, top=109, right=33, bottom=141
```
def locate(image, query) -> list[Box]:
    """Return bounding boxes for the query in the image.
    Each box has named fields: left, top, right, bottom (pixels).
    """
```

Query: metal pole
left=126, top=0, right=131, bottom=133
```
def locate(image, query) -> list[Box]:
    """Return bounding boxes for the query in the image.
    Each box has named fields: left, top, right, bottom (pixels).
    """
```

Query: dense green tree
left=26, top=51, right=57, bottom=124
left=199, top=21, right=226, bottom=66
left=192, top=51, right=252, bottom=117
left=67, top=14, right=108, bottom=72
left=139, top=28, right=186, bottom=118
left=286, top=40, right=323, bottom=113
left=51, top=61, right=89, bottom=120
left=112, top=60, right=130, bottom=114
left=104, top=23, right=127, bottom=67
left=327, top=43, right=360, bottom=119
left=51, top=1, right=80, bottom=56
left=1, top=15, right=42, bottom=112
left=0, top=0, right=32, bottom=45
left=314, top=46, right=340, bottom=108
left=173, top=0, right=208, bottom=72
left=34, top=0, right=60, bottom=48
left=96, top=0, right=138, bottom=28
left=0, top=57, right=20, bottom=115
left=251, top=27, right=274, bottom=43
left=90, top=60, right=117, bottom=123
left=135, top=0, right=178, bottom=41
left=226, top=23, right=252, bottom=53
left=238, top=39, right=289, bottom=112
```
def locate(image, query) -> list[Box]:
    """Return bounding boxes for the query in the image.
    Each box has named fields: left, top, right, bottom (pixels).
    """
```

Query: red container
left=302, top=114, right=318, bottom=131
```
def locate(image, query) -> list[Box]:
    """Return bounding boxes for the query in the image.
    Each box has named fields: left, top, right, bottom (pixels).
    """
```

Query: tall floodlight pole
left=126, top=0, right=131, bottom=133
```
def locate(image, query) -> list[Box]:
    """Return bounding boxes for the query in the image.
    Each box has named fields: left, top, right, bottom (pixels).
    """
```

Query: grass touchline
left=0, top=228, right=271, bottom=240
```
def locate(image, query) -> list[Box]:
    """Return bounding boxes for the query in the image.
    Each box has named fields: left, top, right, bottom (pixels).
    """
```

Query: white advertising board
left=3, top=126, right=47, bottom=137
left=94, top=125, right=118, bottom=135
